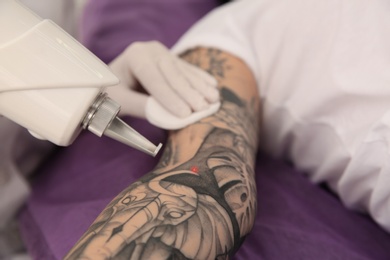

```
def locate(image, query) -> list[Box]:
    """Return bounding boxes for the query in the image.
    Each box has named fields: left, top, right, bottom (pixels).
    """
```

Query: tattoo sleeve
left=65, top=48, right=260, bottom=260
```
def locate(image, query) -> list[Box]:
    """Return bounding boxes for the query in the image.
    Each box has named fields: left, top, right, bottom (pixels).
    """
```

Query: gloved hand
left=106, top=41, right=219, bottom=120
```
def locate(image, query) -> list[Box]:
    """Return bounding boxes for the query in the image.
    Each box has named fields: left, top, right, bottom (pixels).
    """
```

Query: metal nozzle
left=82, top=93, right=162, bottom=157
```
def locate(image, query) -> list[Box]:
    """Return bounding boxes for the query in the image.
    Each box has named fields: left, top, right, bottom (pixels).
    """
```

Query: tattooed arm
left=65, top=48, right=260, bottom=260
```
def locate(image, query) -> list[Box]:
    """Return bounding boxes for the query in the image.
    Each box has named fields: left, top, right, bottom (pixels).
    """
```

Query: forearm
left=65, top=47, right=260, bottom=259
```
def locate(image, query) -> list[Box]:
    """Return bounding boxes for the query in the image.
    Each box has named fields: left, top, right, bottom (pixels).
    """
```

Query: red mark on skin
left=190, top=166, right=199, bottom=174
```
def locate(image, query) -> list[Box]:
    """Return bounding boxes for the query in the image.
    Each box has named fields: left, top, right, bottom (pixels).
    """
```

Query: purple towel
left=19, top=0, right=390, bottom=259
left=81, top=0, right=218, bottom=63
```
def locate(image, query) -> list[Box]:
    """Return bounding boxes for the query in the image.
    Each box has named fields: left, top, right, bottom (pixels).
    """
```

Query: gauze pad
left=146, top=97, right=220, bottom=130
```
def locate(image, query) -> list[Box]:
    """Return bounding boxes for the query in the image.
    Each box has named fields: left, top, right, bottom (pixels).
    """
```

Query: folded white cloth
left=173, top=0, right=390, bottom=232
left=0, top=118, right=54, bottom=258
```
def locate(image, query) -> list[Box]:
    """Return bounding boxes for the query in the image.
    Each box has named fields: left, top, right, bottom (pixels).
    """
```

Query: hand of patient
left=107, top=41, right=219, bottom=119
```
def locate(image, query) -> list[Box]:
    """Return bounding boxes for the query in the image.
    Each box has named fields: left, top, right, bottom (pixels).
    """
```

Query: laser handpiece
left=0, top=0, right=162, bottom=156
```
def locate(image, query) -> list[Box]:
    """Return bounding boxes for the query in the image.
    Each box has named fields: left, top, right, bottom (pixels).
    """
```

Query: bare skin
left=64, top=47, right=260, bottom=260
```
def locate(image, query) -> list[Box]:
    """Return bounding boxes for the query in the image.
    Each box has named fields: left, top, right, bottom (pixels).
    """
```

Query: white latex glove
left=107, top=41, right=219, bottom=121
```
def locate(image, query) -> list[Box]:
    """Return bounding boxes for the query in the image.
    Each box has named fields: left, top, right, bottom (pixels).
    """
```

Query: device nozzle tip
left=104, top=117, right=162, bottom=156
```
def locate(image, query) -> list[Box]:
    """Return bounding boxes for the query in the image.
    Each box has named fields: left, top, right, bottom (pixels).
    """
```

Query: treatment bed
left=18, top=0, right=390, bottom=259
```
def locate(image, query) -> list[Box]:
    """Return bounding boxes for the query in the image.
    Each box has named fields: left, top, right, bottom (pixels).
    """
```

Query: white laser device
left=0, top=0, right=162, bottom=156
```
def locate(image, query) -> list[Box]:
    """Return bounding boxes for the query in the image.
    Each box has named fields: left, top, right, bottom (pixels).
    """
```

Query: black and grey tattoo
left=65, top=48, right=260, bottom=260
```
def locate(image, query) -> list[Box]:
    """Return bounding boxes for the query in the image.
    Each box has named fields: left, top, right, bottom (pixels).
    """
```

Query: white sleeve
left=171, top=0, right=390, bottom=233
left=172, top=0, right=263, bottom=84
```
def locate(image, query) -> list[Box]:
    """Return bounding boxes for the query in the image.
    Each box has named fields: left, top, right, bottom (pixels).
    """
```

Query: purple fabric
left=19, top=0, right=390, bottom=259
left=81, top=0, right=218, bottom=63
left=19, top=118, right=166, bottom=259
